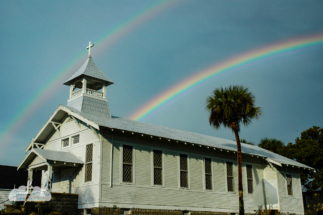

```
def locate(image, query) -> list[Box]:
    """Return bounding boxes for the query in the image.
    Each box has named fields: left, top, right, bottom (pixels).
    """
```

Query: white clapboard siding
left=213, top=159, right=226, bottom=193
left=135, top=146, right=151, bottom=186
left=189, top=154, right=203, bottom=190
left=112, top=142, right=120, bottom=184
left=101, top=185, right=241, bottom=210
left=242, top=165, right=248, bottom=195
left=73, top=167, right=84, bottom=188
left=0, top=189, right=11, bottom=210
left=292, top=174, right=302, bottom=198
left=276, top=171, right=304, bottom=213
left=164, top=150, right=178, bottom=188
left=101, top=138, right=111, bottom=183
left=233, top=162, right=238, bottom=193
left=255, top=167, right=264, bottom=185
left=44, top=140, right=60, bottom=151
left=60, top=117, right=82, bottom=137
left=92, top=142, right=100, bottom=184
left=76, top=184, right=100, bottom=206
left=29, top=156, right=46, bottom=167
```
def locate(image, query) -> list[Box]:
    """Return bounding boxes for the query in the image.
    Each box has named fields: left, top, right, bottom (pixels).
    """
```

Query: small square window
left=62, top=138, right=69, bottom=148
left=72, top=135, right=80, bottom=144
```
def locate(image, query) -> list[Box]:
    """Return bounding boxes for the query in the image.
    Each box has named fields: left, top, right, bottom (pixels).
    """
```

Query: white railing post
left=102, top=85, right=107, bottom=98
left=82, top=78, right=87, bottom=94
left=69, top=84, right=75, bottom=99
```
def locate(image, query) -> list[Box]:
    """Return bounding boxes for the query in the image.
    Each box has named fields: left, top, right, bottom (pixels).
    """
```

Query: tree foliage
left=258, top=138, right=284, bottom=154
left=240, top=139, right=255, bottom=145
left=284, top=126, right=323, bottom=191
left=206, top=85, right=261, bottom=215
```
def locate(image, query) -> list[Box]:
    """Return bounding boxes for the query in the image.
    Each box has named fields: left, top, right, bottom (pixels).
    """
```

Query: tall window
left=123, top=145, right=133, bottom=183
left=246, top=165, right=253, bottom=193
left=227, top=162, right=234, bottom=192
left=180, top=154, right=188, bottom=188
left=204, top=158, right=212, bottom=190
left=286, top=174, right=293, bottom=195
left=85, top=144, right=93, bottom=182
left=153, top=150, right=162, bottom=185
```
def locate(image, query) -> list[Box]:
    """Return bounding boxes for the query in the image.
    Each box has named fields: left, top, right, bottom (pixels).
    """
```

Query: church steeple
left=64, top=42, right=113, bottom=119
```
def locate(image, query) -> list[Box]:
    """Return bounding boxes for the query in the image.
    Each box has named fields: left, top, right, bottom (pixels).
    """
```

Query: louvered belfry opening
left=247, top=165, right=253, bottom=193
left=226, top=162, right=234, bottom=192
left=123, top=145, right=133, bottom=183
left=180, top=154, right=188, bottom=188
left=154, top=150, right=163, bottom=185
left=204, top=158, right=212, bottom=190
left=85, top=144, right=93, bottom=182
left=286, top=174, right=293, bottom=195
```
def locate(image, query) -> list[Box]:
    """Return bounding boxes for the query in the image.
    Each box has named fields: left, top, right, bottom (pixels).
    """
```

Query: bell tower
left=64, top=41, right=114, bottom=119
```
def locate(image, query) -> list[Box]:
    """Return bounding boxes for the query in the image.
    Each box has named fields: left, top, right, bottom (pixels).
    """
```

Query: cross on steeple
left=87, top=41, right=94, bottom=57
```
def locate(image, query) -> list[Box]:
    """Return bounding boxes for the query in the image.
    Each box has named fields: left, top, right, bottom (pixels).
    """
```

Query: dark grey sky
left=0, top=0, right=322, bottom=165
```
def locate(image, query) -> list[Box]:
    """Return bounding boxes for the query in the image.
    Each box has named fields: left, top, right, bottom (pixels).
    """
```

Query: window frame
left=84, top=143, right=93, bottom=182
left=61, top=138, right=70, bottom=148
left=179, top=154, right=189, bottom=189
left=286, top=174, right=293, bottom=196
left=72, top=134, right=80, bottom=145
left=120, top=144, right=135, bottom=184
left=204, top=157, right=213, bottom=190
left=152, top=150, right=163, bottom=186
left=226, top=161, right=234, bottom=192
left=246, top=164, right=253, bottom=194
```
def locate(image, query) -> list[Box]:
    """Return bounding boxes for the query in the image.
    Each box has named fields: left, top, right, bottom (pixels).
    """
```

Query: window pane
left=247, top=165, right=253, bottom=193
left=86, top=144, right=93, bottom=163
left=248, top=179, right=253, bottom=193
left=72, top=135, right=80, bottom=144
left=123, top=145, right=133, bottom=164
left=154, top=150, right=162, bottom=168
left=123, top=145, right=133, bottom=183
left=286, top=175, right=293, bottom=195
left=85, top=163, right=92, bottom=182
left=180, top=171, right=188, bottom=188
left=227, top=162, right=234, bottom=192
left=180, top=154, right=188, bottom=171
left=154, top=150, right=162, bottom=185
left=154, top=168, right=162, bottom=185
left=123, top=164, right=132, bottom=182
left=227, top=177, right=234, bottom=192
left=227, top=162, right=233, bottom=177
left=205, top=158, right=211, bottom=174
left=205, top=175, right=212, bottom=190
left=62, top=138, right=69, bottom=147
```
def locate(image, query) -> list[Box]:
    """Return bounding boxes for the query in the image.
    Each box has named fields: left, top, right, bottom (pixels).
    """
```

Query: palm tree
left=206, top=85, right=261, bottom=215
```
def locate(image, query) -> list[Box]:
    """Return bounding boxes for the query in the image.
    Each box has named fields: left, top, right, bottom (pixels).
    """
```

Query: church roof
left=64, top=57, right=114, bottom=86
left=18, top=148, right=84, bottom=170
left=59, top=105, right=313, bottom=170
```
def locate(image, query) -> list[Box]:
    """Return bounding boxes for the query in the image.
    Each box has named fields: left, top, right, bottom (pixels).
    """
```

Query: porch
left=18, top=148, right=84, bottom=193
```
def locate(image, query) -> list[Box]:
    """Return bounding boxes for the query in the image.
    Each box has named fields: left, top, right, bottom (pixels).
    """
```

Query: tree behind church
left=284, top=126, right=323, bottom=191
left=258, top=138, right=284, bottom=154
left=206, top=85, right=261, bottom=215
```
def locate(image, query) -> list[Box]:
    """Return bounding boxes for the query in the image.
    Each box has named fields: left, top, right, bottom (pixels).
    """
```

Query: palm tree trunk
left=233, top=125, right=244, bottom=215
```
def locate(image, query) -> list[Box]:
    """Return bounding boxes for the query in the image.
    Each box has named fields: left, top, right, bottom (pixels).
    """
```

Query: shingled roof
left=60, top=105, right=313, bottom=170
left=64, top=57, right=114, bottom=86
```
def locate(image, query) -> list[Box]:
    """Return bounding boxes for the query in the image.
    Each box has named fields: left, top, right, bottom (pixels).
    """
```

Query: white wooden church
left=18, top=42, right=311, bottom=215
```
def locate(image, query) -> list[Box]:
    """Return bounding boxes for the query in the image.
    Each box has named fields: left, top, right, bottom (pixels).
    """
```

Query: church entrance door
left=61, top=168, right=75, bottom=194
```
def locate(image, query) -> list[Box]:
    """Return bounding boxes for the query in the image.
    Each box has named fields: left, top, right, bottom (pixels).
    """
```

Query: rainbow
left=129, top=34, right=323, bottom=121
left=0, top=0, right=179, bottom=154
